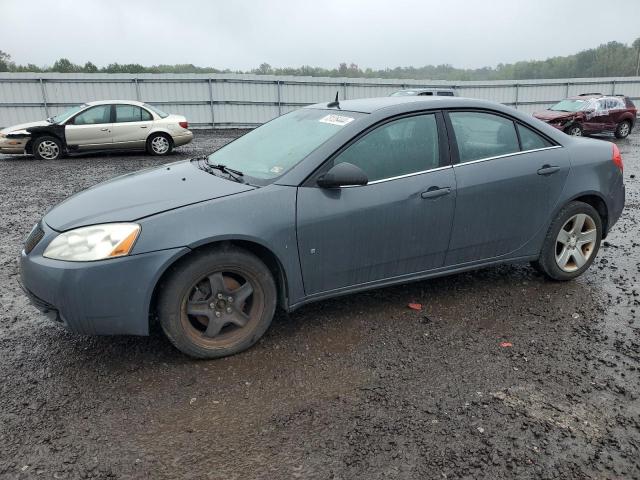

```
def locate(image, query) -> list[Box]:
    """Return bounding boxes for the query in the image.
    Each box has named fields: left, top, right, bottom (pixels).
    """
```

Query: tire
left=564, top=124, right=583, bottom=137
left=32, top=135, right=62, bottom=160
left=614, top=120, right=631, bottom=139
left=157, top=246, right=277, bottom=359
left=146, top=133, right=173, bottom=156
left=533, top=201, right=602, bottom=281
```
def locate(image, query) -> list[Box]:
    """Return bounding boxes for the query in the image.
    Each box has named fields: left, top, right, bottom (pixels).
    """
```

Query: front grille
left=24, top=223, right=44, bottom=254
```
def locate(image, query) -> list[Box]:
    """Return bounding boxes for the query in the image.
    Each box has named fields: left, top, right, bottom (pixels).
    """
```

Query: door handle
left=421, top=186, right=451, bottom=199
left=100, top=128, right=109, bottom=132
left=537, top=165, right=560, bottom=175
left=140, top=125, right=148, bottom=128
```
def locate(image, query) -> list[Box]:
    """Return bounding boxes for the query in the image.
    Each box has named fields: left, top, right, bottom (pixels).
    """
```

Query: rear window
left=143, top=103, right=169, bottom=118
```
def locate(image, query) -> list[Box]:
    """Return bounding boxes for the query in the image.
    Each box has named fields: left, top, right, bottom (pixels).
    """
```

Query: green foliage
left=2, top=38, right=640, bottom=79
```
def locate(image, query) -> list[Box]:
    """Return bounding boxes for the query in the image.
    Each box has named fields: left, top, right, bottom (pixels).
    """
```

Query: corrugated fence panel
left=44, top=80, right=138, bottom=104
left=140, top=81, right=209, bottom=103
left=0, top=80, right=42, bottom=104
left=1, top=73, right=639, bottom=128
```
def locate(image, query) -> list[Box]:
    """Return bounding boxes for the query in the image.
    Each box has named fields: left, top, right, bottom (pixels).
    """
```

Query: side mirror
left=317, top=162, right=368, bottom=188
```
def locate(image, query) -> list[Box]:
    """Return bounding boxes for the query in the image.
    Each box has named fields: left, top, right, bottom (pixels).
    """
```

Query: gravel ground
left=0, top=129, right=638, bottom=480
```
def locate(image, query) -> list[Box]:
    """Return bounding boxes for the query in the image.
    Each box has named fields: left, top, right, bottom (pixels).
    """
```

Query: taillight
left=179, top=121, right=188, bottom=129
left=612, top=143, right=623, bottom=172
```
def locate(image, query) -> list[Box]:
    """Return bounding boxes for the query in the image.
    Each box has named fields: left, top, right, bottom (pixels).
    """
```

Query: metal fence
left=1, top=72, right=639, bottom=128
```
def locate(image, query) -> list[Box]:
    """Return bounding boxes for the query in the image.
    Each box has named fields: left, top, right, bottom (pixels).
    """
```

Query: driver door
left=296, top=112, right=456, bottom=295
left=65, top=104, right=113, bottom=149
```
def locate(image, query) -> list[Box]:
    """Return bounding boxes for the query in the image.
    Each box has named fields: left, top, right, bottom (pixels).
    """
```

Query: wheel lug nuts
left=209, top=303, right=215, bottom=309
left=215, top=312, right=221, bottom=317
left=228, top=297, right=233, bottom=303
left=217, top=293, right=223, bottom=299
left=226, top=307, right=232, bottom=314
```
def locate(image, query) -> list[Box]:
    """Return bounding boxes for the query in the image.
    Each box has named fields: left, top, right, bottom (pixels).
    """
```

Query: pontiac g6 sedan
left=0, top=100, right=193, bottom=160
left=19, top=97, right=625, bottom=358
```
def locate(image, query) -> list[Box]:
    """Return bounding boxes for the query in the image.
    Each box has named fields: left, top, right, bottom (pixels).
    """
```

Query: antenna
left=327, top=91, right=340, bottom=108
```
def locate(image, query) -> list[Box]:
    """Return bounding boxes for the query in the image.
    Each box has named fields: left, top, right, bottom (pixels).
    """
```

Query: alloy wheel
left=181, top=270, right=261, bottom=344
left=568, top=126, right=582, bottom=136
left=151, top=136, right=170, bottom=154
left=555, top=213, right=597, bottom=272
left=37, top=140, right=60, bottom=160
left=618, top=122, right=630, bottom=137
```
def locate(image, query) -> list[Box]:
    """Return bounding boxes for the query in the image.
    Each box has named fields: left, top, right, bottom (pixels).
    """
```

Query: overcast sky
left=1, top=0, right=639, bottom=71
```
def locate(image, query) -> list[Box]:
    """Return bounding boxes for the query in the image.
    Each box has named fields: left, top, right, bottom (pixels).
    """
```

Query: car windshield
left=549, top=99, right=589, bottom=112
left=207, top=108, right=365, bottom=184
left=143, top=103, right=169, bottom=118
left=50, top=104, right=87, bottom=123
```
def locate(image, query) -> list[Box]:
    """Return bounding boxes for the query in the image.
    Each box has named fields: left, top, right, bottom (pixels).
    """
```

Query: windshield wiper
left=208, top=163, right=245, bottom=183
left=192, top=156, right=245, bottom=183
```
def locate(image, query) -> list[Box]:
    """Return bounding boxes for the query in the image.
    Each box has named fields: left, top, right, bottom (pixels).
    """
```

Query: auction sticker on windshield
left=319, top=114, right=355, bottom=126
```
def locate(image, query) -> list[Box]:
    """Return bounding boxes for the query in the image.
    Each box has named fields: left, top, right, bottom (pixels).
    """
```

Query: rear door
left=64, top=105, right=113, bottom=149
left=111, top=104, right=154, bottom=147
left=296, top=112, right=456, bottom=295
left=444, top=110, right=570, bottom=266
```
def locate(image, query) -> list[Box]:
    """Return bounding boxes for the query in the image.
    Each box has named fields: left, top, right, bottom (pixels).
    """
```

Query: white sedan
left=0, top=100, right=193, bottom=160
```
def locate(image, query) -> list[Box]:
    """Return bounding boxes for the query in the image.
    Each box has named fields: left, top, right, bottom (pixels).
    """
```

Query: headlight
left=43, top=223, right=141, bottom=261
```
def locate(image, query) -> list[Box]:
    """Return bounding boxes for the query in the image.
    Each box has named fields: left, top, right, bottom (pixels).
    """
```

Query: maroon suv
left=534, top=93, right=636, bottom=138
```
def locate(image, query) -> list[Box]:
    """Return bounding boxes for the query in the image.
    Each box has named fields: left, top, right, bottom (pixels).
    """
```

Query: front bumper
left=19, top=222, right=189, bottom=336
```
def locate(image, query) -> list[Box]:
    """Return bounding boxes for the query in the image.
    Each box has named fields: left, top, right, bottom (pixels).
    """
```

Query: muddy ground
left=0, top=129, right=638, bottom=480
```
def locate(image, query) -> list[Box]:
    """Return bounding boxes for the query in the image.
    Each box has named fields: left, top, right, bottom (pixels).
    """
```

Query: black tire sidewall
left=537, top=201, right=602, bottom=281
left=32, top=135, right=62, bottom=160
left=157, top=247, right=277, bottom=359
left=146, top=133, right=173, bottom=156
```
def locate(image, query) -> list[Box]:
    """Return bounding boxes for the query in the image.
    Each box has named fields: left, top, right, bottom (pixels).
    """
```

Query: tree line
left=2, top=39, right=640, bottom=80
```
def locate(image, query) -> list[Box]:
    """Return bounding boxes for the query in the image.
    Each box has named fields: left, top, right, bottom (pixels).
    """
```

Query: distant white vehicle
left=390, top=88, right=455, bottom=97
left=0, top=100, right=193, bottom=160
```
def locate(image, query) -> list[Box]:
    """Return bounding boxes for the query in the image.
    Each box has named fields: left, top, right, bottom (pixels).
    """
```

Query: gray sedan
left=19, top=97, right=625, bottom=358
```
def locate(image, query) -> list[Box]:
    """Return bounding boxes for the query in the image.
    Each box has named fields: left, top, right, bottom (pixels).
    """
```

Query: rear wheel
left=565, top=124, right=583, bottom=137
left=146, top=133, right=173, bottom=156
left=32, top=136, right=62, bottom=160
left=614, top=120, right=631, bottom=139
left=157, top=247, right=277, bottom=359
left=532, top=201, right=602, bottom=281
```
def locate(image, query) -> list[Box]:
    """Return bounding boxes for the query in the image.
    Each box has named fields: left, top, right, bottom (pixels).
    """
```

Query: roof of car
left=569, top=93, right=628, bottom=100
left=306, top=96, right=501, bottom=114
left=86, top=100, right=146, bottom=107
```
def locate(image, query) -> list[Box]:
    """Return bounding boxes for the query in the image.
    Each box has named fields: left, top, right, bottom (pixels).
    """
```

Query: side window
left=517, top=124, right=552, bottom=151
left=115, top=105, right=152, bottom=123
left=71, top=105, right=111, bottom=125
left=333, top=114, right=440, bottom=182
left=437, top=91, right=454, bottom=96
left=418, top=91, right=434, bottom=96
left=449, top=111, right=519, bottom=163
left=141, top=108, right=153, bottom=121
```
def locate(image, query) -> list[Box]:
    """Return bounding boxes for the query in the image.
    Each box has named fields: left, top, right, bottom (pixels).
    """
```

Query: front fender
left=131, top=184, right=306, bottom=306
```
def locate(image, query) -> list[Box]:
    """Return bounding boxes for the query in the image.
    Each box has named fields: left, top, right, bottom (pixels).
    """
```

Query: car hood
left=533, top=110, right=577, bottom=122
left=44, top=160, right=255, bottom=231
left=1, top=120, right=49, bottom=135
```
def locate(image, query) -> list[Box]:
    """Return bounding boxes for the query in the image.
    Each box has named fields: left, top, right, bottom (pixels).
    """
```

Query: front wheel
left=157, top=247, right=277, bottom=359
left=532, top=201, right=602, bottom=281
left=146, top=133, right=173, bottom=156
left=564, top=124, right=583, bottom=137
left=614, top=120, right=631, bottom=139
left=32, top=136, right=62, bottom=160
